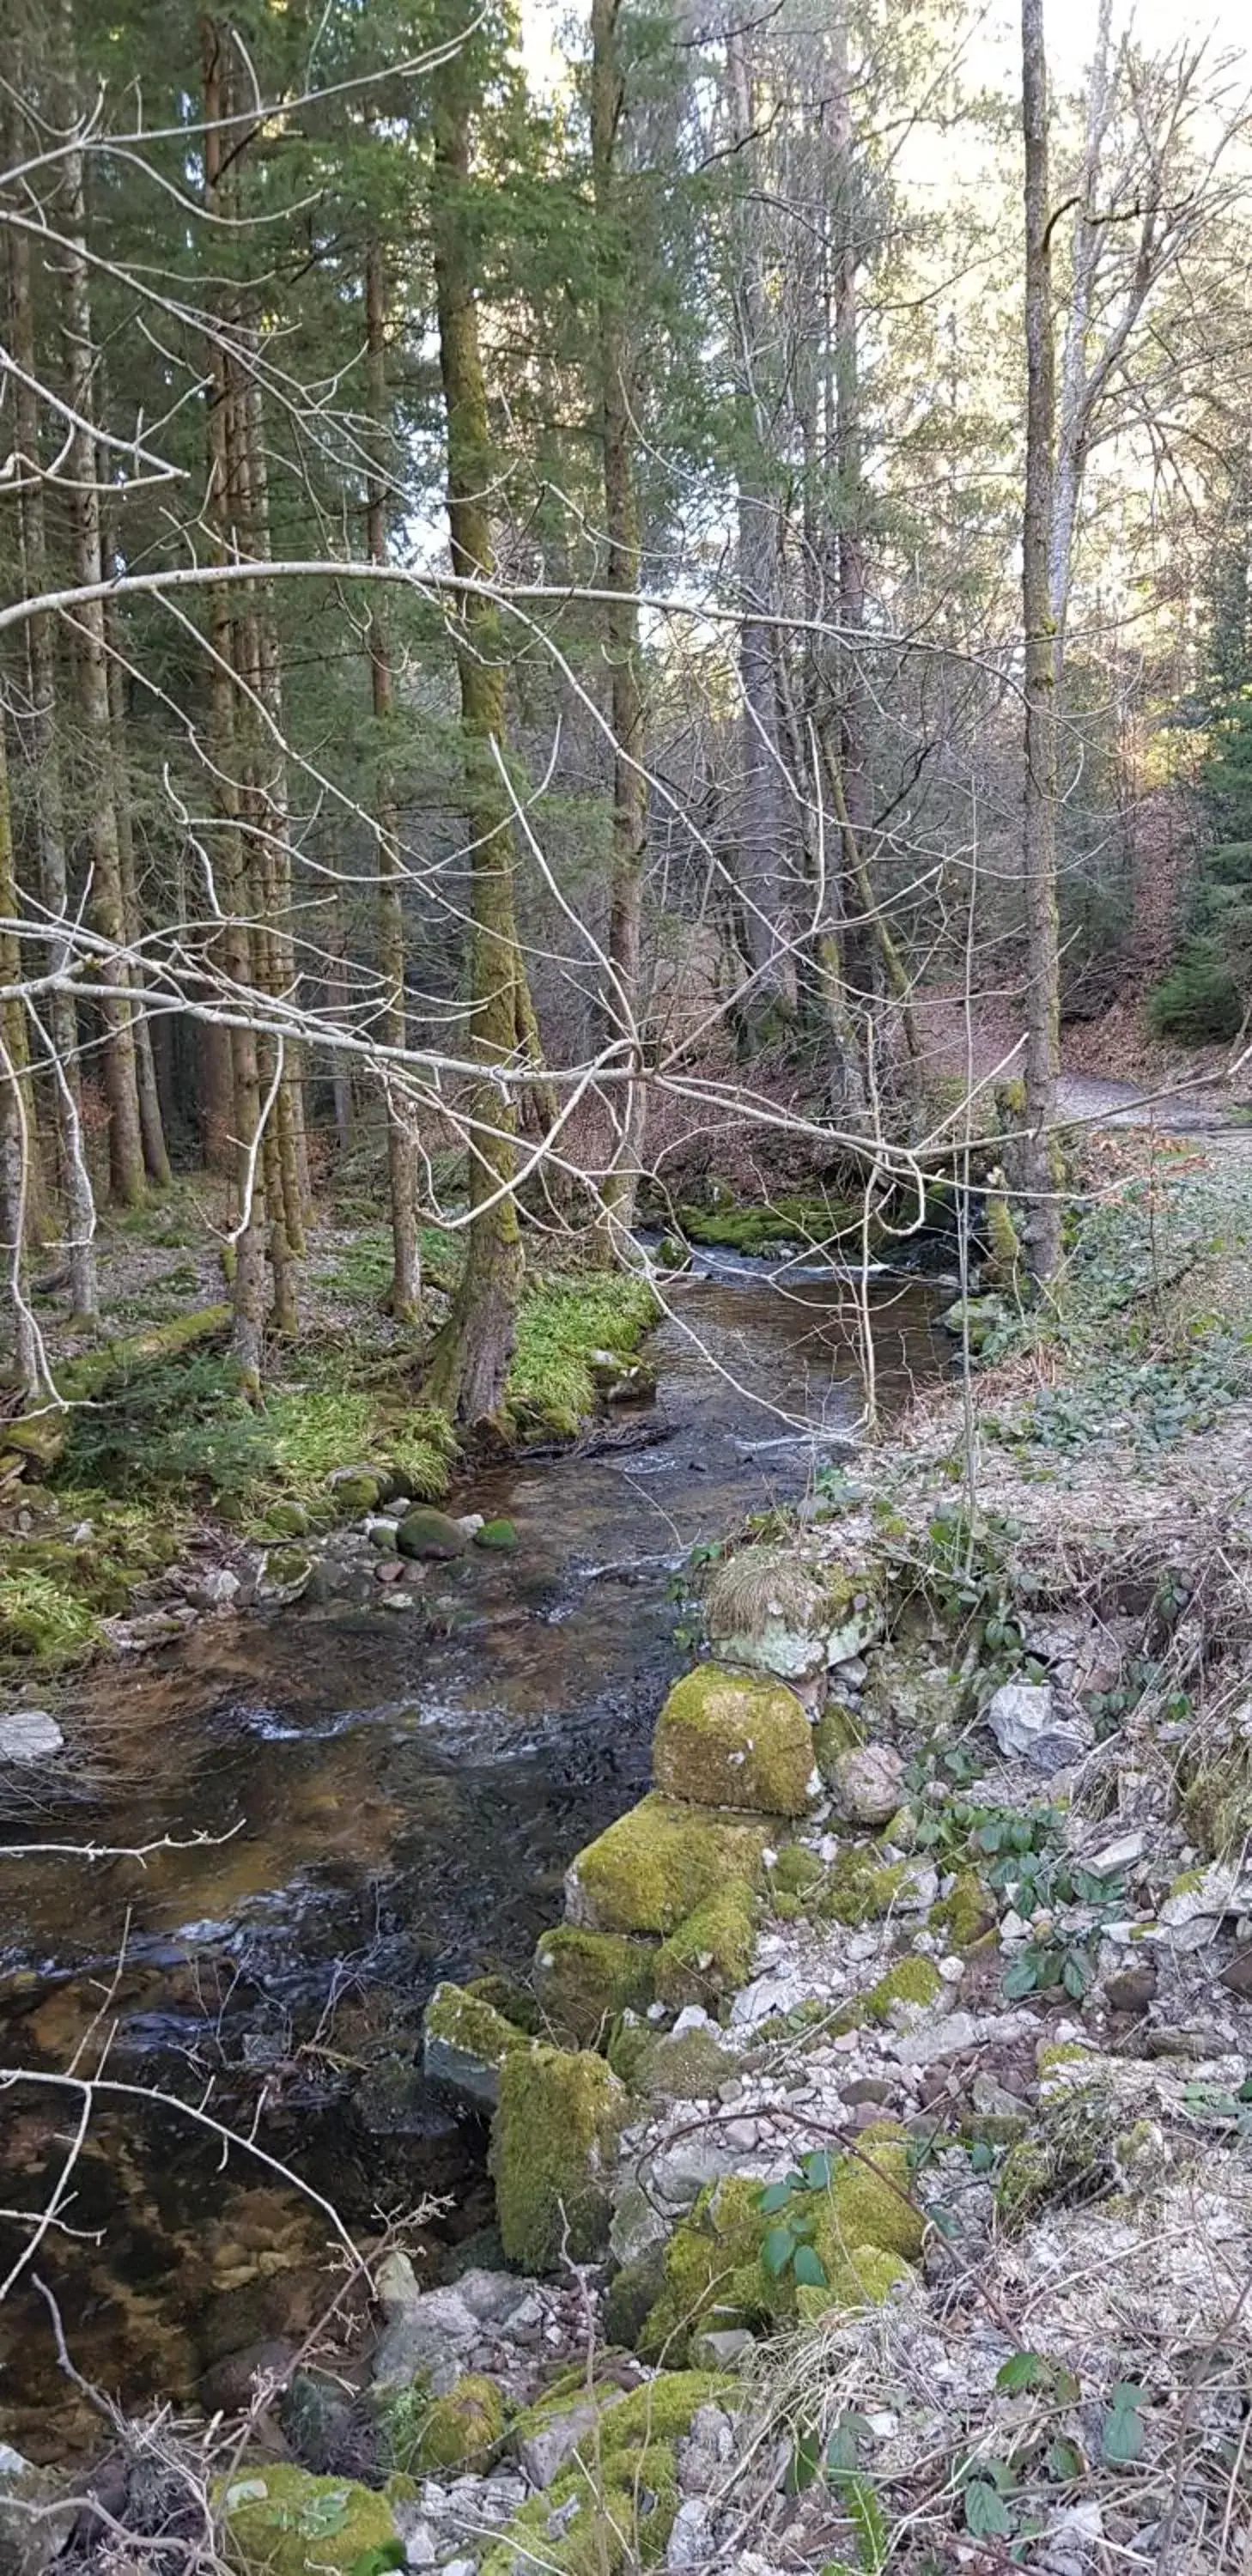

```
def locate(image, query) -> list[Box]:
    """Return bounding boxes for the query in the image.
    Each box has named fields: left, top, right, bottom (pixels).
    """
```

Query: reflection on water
left=0, top=1264, right=943, bottom=2450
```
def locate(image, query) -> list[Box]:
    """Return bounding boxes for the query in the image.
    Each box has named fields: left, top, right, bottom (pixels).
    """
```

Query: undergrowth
left=507, top=1273, right=658, bottom=1433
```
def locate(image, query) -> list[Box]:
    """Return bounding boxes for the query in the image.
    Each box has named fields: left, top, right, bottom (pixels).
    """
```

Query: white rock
left=672, top=2004, right=713, bottom=2036
left=457, top=1514, right=485, bottom=1536
left=938, top=1955, right=964, bottom=1982
left=1087, top=1831, right=1146, bottom=1875
left=830, top=1744, right=904, bottom=1826
left=666, top=2500, right=713, bottom=2568
left=518, top=2404, right=603, bottom=2488
left=892, top=2010, right=979, bottom=2067
left=999, top=1909, right=1030, bottom=1946
left=0, top=1709, right=64, bottom=1764
left=985, top=1680, right=1092, bottom=1773
left=730, top=1973, right=805, bottom=2027
left=402, top=2523, right=437, bottom=2567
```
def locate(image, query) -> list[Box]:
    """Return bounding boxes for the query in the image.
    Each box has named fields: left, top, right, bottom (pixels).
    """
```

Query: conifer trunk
left=592, top=0, right=647, bottom=1249
left=56, top=6, right=146, bottom=1209
left=424, top=45, right=525, bottom=1427
left=0, top=722, right=40, bottom=1398
left=4, top=97, right=98, bottom=1320
left=366, top=229, right=421, bottom=1326
left=1021, top=0, right=1062, bottom=1281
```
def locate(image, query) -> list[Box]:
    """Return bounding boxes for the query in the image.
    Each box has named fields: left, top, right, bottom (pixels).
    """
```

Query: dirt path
left=1056, top=1068, right=1242, bottom=1134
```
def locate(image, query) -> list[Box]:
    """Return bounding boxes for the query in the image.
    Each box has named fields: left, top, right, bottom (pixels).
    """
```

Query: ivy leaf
left=1102, top=2382, right=1146, bottom=2464
left=757, top=2183, right=793, bottom=2215
left=995, top=2351, right=1048, bottom=2395
left=1003, top=1953, right=1041, bottom=2000
left=1062, top=1950, right=1091, bottom=2001
left=969, top=2139, right=994, bottom=2174
left=763, top=2226, right=796, bottom=2277
left=793, top=2244, right=827, bottom=2289
left=1046, top=2438, right=1082, bottom=2483
left=349, top=2548, right=405, bottom=2576
left=802, top=2149, right=834, bottom=2190
left=964, top=2475, right=1013, bottom=2538
left=787, top=2427, right=823, bottom=2494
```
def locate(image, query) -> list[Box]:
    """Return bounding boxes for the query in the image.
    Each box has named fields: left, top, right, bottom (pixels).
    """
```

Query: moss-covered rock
left=564, top=1794, right=771, bottom=1935
left=813, top=1701, right=864, bottom=1782
left=931, top=1869, right=997, bottom=1948
left=325, top=1464, right=386, bottom=1514
left=490, top=2044, right=626, bottom=2271
left=216, top=2465, right=398, bottom=2576
left=996, top=2136, right=1054, bottom=2223
left=396, top=1507, right=467, bottom=1561
left=638, top=2174, right=784, bottom=2361
left=603, top=2244, right=667, bottom=2348
left=653, top=1880, right=757, bottom=2011
left=422, top=1981, right=529, bottom=2108
left=380, top=2372, right=505, bottom=2474
left=652, top=1664, right=812, bottom=1814
left=703, top=1547, right=828, bottom=1682
left=770, top=1844, right=824, bottom=1898
left=480, top=2373, right=724, bottom=2576
left=812, top=2123, right=923, bottom=2288
left=864, top=1956, right=944, bottom=2023
left=633, top=2024, right=737, bottom=2100
left=817, top=1846, right=908, bottom=1926
left=473, top=1516, right=519, bottom=1551
left=534, top=1927, right=656, bottom=2047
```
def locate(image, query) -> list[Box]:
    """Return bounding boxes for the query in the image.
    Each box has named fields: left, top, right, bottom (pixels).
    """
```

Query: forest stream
left=0, top=1259, right=945, bottom=2456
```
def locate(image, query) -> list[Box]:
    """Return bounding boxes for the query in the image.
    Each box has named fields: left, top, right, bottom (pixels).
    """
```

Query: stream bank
left=0, top=1259, right=944, bottom=2464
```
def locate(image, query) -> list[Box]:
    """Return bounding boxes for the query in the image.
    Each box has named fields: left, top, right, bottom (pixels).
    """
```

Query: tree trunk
left=592, top=0, right=648, bottom=1248
left=0, top=721, right=40, bottom=1399
left=202, top=14, right=267, bottom=1391
left=56, top=3, right=146, bottom=1210
left=366, top=228, right=422, bottom=1327
left=4, top=92, right=99, bottom=1321
left=1021, top=0, right=1062, bottom=1282
left=102, top=565, right=172, bottom=1187
left=725, top=18, right=796, bottom=1034
left=424, top=44, right=525, bottom=1428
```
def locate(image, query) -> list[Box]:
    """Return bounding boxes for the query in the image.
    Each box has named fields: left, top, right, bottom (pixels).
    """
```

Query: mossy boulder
left=653, top=1880, right=757, bottom=2012
left=326, top=1463, right=387, bottom=1513
left=770, top=1844, right=824, bottom=1898
left=380, top=2372, right=505, bottom=2474
left=423, top=1981, right=529, bottom=2109
left=653, top=1665, right=813, bottom=1815
left=811, top=2122, right=923, bottom=2297
left=396, top=1508, right=467, bottom=1561
left=490, top=2044, right=626, bottom=2271
left=703, top=1546, right=828, bottom=1682
left=473, top=1517, right=519, bottom=1551
left=564, top=1794, right=771, bottom=1936
left=603, top=2245, right=667, bottom=2347
left=216, top=2466, right=398, bottom=2576
left=264, top=1499, right=311, bottom=1539
left=534, top=1927, right=656, bottom=2047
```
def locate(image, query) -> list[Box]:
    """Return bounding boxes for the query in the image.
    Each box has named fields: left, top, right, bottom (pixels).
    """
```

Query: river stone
left=564, top=1794, right=772, bottom=1936
left=0, top=1709, right=64, bottom=1764
left=652, top=1665, right=813, bottom=1814
left=533, top=1926, right=655, bottom=2046
left=397, top=1508, right=468, bottom=1562
left=327, top=1463, right=387, bottom=1512
left=830, top=1743, right=905, bottom=1826
left=474, top=1517, right=519, bottom=1551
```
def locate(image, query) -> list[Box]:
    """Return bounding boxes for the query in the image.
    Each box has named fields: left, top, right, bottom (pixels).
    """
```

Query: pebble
left=402, top=2524, right=436, bottom=2568
left=0, top=1708, right=64, bottom=1764
left=724, top=2117, right=759, bottom=2150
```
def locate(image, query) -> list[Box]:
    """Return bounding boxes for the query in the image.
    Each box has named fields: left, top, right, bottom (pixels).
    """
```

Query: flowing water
left=0, top=1259, right=945, bottom=2453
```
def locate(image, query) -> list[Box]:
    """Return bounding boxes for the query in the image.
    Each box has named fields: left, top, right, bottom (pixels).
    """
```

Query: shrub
left=1147, top=937, right=1243, bottom=1043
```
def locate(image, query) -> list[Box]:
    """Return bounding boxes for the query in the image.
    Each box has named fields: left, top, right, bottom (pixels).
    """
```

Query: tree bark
left=725, top=17, right=796, bottom=1034
left=366, top=228, right=422, bottom=1327
left=4, top=90, right=99, bottom=1321
left=424, top=41, right=525, bottom=1427
left=56, top=2, right=147, bottom=1210
left=0, top=720, right=40, bottom=1399
left=101, top=563, right=173, bottom=1186
left=1021, top=0, right=1062, bottom=1281
left=202, top=13, right=267, bottom=1391
left=592, top=0, right=648, bottom=1248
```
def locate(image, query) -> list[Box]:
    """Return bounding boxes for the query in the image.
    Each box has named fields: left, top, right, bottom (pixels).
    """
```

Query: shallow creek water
left=0, top=1260, right=945, bottom=2452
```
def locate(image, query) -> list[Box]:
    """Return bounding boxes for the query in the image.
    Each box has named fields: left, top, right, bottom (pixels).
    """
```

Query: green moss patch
left=653, top=1880, right=757, bottom=2011
left=652, top=1665, right=813, bottom=1814
left=480, top=2371, right=726, bottom=2576
left=534, top=1927, right=656, bottom=2046
left=423, top=1981, right=530, bottom=2105
left=216, top=2466, right=398, bottom=2576
left=816, top=1847, right=909, bottom=1926
left=380, top=2372, right=504, bottom=2474
left=490, top=2044, right=626, bottom=2271
left=564, top=1794, right=772, bottom=1936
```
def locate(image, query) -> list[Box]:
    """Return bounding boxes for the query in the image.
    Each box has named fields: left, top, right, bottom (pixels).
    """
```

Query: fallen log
left=0, top=1303, right=232, bottom=1479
